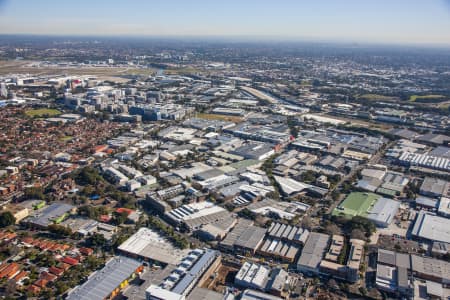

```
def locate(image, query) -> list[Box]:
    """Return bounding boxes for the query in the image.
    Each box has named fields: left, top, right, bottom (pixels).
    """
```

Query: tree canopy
left=0, top=212, right=16, bottom=227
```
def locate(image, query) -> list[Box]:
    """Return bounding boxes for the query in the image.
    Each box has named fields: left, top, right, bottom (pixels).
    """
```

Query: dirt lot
left=200, top=264, right=239, bottom=293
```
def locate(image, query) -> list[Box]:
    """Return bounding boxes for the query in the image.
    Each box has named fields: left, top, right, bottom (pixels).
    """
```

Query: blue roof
left=171, top=249, right=219, bottom=295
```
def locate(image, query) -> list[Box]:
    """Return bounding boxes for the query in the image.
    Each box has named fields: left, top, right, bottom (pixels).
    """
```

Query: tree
left=325, top=223, right=341, bottom=235
left=301, top=216, right=312, bottom=230
left=82, top=185, right=95, bottom=196
left=350, top=229, right=366, bottom=240
left=301, top=170, right=317, bottom=183
left=337, top=240, right=348, bottom=264
left=55, top=281, right=70, bottom=295
left=331, top=190, right=341, bottom=202
left=327, top=278, right=338, bottom=291
left=24, top=187, right=45, bottom=200
left=348, top=216, right=376, bottom=238
left=5, top=279, right=16, bottom=296
left=238, top=208, right=256, bottom=221
left=72, top=167, right=103, bottom=185
left=48, top=224, right=72, bottom=237
left=112, top=211, right=129, bottom=225
left=359, top=287, right=368, bottom=296
left=287, top=116, right=299, bottom=138
left=147, top=216, right=189, bottom=249
left=443, top=252, right=450, bottom=262
left=86, top=233, right=107, bottom=248
left=78, top=205, right=108, bottom=220
left=0, top=212, right=15, bottom=228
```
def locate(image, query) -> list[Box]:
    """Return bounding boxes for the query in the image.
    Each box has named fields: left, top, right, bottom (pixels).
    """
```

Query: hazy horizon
left=1, top=0, right=450, bottom=46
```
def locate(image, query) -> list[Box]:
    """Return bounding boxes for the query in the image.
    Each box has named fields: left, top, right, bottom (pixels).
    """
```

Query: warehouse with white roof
left=411, top=211, right=450, bottom=244
left=118, top=228, right=189, bottom=265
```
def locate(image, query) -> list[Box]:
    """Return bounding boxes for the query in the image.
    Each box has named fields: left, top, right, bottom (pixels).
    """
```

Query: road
left=324, top=140, right=396, bottom=215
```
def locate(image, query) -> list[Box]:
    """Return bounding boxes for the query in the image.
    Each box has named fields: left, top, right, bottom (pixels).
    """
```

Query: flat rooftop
left=297, top=232, right=330, bottom=272
left=26, top=203, right=74, bottom=227
left=118, top=228, right=189, bottom=264
left=67, top=256, right=141, bottom=300
left=411, top=211, right=450, bottom=244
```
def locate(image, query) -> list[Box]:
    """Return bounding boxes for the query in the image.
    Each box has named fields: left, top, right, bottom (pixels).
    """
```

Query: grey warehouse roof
left=67, top=256, right=141, bottom=300
left=297, top=232, right=330, bottom=272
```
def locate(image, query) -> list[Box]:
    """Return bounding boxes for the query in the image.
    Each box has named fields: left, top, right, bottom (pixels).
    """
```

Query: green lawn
left=358, top=94, right=397, bottom=101
left=332, top=192, right=380, bottom=219
left=409, top=94, right=446, bottom=103
left=25, top=108, right=61, bottom=117
left=59, top=136, right=73, bottom=142
left=196, top=113, right=243, bottom=123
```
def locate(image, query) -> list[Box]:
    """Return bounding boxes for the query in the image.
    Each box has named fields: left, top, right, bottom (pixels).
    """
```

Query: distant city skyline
left=1, top=0, right=450, bottom=45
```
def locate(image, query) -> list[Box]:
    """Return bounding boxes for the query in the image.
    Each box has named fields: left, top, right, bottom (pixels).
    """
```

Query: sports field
left=196, top=113, right=243, bottom=123
left=25, top=108, right=61, bottom=117
left=409, top=94, right=447, bottom=103
left=332, top=192, right=379, bottom=218
left=358, top=94, right=398, bottom=101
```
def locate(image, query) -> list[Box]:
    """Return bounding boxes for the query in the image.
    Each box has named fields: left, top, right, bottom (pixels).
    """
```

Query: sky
left=0, top=0, right=450, bottom=45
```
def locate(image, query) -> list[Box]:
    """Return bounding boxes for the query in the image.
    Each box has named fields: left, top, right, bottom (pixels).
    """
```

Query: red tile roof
left=40, top=271, right=57, bottom=282
left=48, top=266, right=64, bottom=276
left=79, top=247, right=94, bottom=256
left=61, top=256, right=79, bottom=266
left=34, top=278, right=48, bottom=288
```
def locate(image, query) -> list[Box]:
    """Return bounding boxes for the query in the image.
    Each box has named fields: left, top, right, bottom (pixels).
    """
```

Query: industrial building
left=220, top=219, right=266, bottom=255
left=104, top=167, right=129, bottom=185
left=0, top=204, right=29, bottom=223
left=195, top=217, right=238, bottom=241
left=146, top=286, right=185, bottom=300
left=187, top=287, right=231, bottom=300
left=67, top=256, right=143, bottom=300
left=170, top=249, right=221, bottom=296
left=366, top=197, right=400, bottom=228
left=182, top=118, right=235, bottom=132
left=376, top=248, right=450, bottom=297
left=240, top=289, right=283, bottom=300
left=398, top=152, right=450, bottom=172
left=419, top=177, right=449, bottom=198
left=257, top=238, right=300, bottom=263
left=376, top=249, right=413, bottom=297
left=411, top=211, right=450, bottom=244
left=25, top=203, right=75, bottom=228
left=248, top=198, right=311, bottom=220
left=332, top=192, right=400, bottom=227
left=255, top=223, right=307, bottom=263
left=357, top=166, right=409, bottom=197
left=230, top=142, right=275, bottom=161
left=118, top=228, right=189, bottom=265
left=273, top=176, right=310, bottom=196
left=297, top=232, right=330, bottom=276
left=235, top=262, right=270, bottom=291
left=164, top=201, right=232, bottom=231
left=438, top=197, right=450, bottom=217
left=319, top=239, right=365, bottom=283
left=146, top=249, right=221, bottom=299
left=212, top=107, right=246, bottom=116
left=235, top=262, right=292, bottom=297
left=267, top=222, right=310, bottom=244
